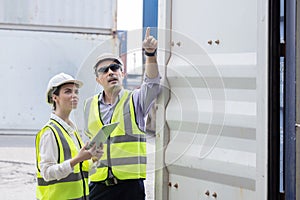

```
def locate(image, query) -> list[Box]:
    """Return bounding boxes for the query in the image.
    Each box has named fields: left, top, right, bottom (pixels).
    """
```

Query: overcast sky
left=117, top=0, right=144, bottom=73
left=117, top=0, right=143, bottom=31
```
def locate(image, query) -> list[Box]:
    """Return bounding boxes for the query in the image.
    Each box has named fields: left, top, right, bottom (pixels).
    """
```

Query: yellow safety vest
left=84, top=90, right=146, bottom=182
left=35, top=119, right=90, bottom=200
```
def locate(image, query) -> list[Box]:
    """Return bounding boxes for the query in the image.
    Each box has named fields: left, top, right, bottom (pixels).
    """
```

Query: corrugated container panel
left=0, top=0, right=117, bottom=33
left=0, top=29, right=117, bottom=134
left=165, top=53, right=258, bottom=200
left=156, top=0, right=268, bottom=199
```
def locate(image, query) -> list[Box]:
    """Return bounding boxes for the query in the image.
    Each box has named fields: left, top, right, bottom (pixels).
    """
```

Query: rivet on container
left=205, top=190, right=210, bottom=196
left=174, top=183, right=179, bottom=189
left=212, top=192, right=217, bottom=198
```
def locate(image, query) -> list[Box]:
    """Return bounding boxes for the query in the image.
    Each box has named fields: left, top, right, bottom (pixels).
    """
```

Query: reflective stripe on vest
left=35, top=120, right=89, bottom=200
left=84, top=90, right=146, bottom=181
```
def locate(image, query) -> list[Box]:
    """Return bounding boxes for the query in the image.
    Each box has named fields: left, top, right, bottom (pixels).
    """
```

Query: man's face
left=95, top=59, right=124, bottom=92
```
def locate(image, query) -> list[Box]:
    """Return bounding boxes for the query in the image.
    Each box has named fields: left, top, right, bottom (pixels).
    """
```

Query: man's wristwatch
left=144, top=49, right=157, bottom=56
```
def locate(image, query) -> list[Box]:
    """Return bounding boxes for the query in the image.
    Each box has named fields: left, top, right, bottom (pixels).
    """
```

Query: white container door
left=156, top=0, right=268, bottom=199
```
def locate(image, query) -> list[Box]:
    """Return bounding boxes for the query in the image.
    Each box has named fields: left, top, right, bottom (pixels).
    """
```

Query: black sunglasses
left=97, top=63, right=122, bottom=74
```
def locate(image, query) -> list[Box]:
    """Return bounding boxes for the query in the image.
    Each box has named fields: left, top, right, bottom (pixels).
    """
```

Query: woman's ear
left=52, top=95, right=57, bottom=102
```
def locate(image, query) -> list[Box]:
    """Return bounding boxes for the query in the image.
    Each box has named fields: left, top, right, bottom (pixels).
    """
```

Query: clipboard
left=86, top=122, right=119, bottom=149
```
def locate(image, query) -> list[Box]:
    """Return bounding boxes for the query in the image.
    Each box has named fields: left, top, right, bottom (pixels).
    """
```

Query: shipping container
left=0, top=0, right=119, bottom=135
left=154, top=0, right=294, bottom=199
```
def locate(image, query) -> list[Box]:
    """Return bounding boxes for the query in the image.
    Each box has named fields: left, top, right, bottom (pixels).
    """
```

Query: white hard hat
left=94, top=53, right=123, bottom=70
left=46, top=72, right=83, bottom=104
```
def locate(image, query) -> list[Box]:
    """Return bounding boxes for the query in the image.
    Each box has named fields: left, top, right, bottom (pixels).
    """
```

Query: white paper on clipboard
left=86, top=122, right=119, bottom=149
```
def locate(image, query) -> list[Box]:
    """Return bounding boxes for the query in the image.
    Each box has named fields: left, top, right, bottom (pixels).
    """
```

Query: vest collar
left=99, top=89, right=125, bottom=106
left=50, top=113, right=75, bottom=134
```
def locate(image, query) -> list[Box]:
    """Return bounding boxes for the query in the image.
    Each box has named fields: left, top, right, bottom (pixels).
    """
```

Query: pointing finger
left=145, top=27, right=150, bottom=40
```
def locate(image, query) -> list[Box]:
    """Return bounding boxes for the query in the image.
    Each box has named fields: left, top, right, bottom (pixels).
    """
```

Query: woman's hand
left=70, top=142, right=100, bottom=167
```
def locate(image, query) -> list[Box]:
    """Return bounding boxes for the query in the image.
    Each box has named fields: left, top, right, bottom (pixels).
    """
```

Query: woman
left=35, top=72, right=103, bottom=200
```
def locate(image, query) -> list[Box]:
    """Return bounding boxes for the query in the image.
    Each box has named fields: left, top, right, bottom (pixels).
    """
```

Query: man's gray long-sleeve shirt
left=99, top=75, right=160, bottom=130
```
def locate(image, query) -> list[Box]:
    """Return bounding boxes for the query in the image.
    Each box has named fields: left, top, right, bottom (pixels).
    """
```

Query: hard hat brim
left=47, top=80, right=83, bottom=104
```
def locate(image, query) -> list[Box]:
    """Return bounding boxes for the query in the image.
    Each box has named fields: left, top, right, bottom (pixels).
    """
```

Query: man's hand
left=142, top=27, right=157, bottom=54
left=91, top=143, right=104, bottom=163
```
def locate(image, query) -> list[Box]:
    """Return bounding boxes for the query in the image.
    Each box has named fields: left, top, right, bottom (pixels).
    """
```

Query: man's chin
left=110, top=85, right=122, bottom=92
left=72, top=105, right=78, bottom=109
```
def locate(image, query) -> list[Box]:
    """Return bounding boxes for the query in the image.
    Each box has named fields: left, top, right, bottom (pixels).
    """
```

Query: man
left=84, top=27, right=160, bottom=200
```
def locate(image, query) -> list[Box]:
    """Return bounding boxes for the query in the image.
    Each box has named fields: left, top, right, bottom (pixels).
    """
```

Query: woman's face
left=52, top=83, right=79, bottom=111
